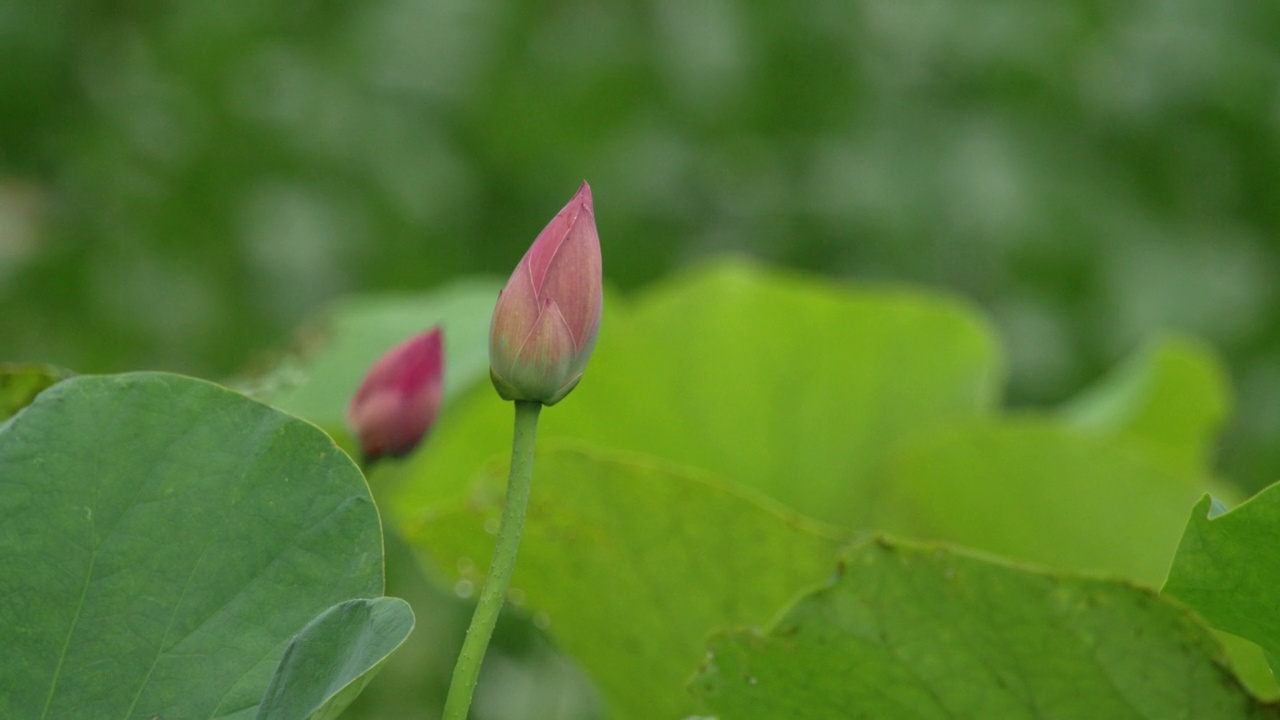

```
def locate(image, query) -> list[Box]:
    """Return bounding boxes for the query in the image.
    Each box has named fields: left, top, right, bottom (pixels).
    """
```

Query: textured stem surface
left=442, top=400, right=541, bottom=719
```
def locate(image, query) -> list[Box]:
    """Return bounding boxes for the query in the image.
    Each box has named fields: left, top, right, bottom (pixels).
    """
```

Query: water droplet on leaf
left=454, top=578, right=475, bottom=599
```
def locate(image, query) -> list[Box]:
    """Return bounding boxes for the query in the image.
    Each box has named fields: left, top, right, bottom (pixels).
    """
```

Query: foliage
left=0, top=374, right=410, bottom=719
left=0, top=363, right=69, bottom=422
left=257, top=598, right=416, bottom=720
left=1166, top=489, right=1280, bottom=671
left=694, top=539, right=1270, bottom=719
left=412, top=447, right=842, bottom=719
left=6, top=262, right=1280, bottom=718
left=273, top=262, right=1276, bottom=717
left=390, top=262, right=1001, bottom=525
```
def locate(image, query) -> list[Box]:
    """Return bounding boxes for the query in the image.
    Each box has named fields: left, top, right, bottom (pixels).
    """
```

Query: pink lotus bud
left=347, top=327, right=444, bottom=462
left=489, top=181, right=603, bottom=406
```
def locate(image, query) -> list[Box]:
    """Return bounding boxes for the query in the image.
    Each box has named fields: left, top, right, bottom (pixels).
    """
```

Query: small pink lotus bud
left=347, top=327, right=444, bottom=462
left=489, top=181, right=603, bottom=406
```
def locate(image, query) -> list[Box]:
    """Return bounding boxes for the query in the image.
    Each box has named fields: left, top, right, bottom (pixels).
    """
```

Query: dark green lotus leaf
left=0, top=373, right=386, bottom=719
left=256, top=597, right=415, bottom=720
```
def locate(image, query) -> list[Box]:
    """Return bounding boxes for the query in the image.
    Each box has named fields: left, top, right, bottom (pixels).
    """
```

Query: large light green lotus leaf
left=405, top=445, right=844, bottom=720
left=255, top=597, right=415, bottom=720
left=872, top=419, right=1205, bottom=587
left=692, top=539, right=1272, bottom=719
left=261, top=278, right=503, bottom=433
left=1165, top=488, right=1280, bottom=670
left=1060, top=335, right=1229, bottom=479
left=0, top=373, right=384, bottom=720
left=0, top=362, right=71, bottom=421
left=392, top=261, right=1001, bottom=527
left=872, top=418, right=1280, bottom=697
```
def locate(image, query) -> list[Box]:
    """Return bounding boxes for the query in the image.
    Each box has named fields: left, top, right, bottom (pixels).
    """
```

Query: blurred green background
left=3, top=0, right=1279, bottom=492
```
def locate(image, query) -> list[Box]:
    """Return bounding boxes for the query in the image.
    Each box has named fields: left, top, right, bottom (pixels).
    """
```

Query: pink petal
left=509, top=299, right=577, bottom=401
left=347, top=327, right=444, bottom=459
left=526, top=181, right=593, bottom=294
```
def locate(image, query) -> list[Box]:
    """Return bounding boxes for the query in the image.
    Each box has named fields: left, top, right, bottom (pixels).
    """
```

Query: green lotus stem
left=443, top=399, right=542, bottom=720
